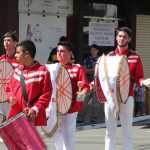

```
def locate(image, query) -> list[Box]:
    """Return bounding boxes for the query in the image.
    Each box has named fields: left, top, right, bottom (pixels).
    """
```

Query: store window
left=82, top=2, right=124, bottom=62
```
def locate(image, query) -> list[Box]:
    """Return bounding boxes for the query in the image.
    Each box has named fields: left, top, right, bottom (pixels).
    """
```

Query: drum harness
left=20, top=70, right=39, bottom=107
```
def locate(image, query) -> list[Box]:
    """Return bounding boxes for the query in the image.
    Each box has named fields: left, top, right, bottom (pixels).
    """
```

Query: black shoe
left=90, top=120, right=96, bottom=126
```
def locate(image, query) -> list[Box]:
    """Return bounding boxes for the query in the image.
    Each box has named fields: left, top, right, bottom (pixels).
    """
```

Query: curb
left=76, top=114, right=150, bottom=131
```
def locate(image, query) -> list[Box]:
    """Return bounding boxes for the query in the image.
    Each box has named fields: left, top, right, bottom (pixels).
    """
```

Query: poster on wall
left=89, top=22, right=115, bottom=46
left=18, top=0, right=73, bottom=64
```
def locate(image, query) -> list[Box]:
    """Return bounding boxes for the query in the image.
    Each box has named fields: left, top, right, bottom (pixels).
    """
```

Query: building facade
left=0, top=0, right=150, bottom=114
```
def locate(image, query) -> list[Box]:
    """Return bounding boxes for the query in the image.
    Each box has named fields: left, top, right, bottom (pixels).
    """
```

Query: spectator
left=77, top=44, right=100, bottom=125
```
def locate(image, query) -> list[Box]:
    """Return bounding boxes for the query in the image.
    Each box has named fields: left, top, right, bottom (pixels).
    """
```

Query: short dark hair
left=59, top=36, right=68, bottom=42
left=90, top=44, right=99, bottom=50
left=116, top=27, right=132, bottom=38
left=16, top=40, right=36, bottom=58
left=3, top=31, right=18, bottom=42
left=57, top=41, right=74, bottom=52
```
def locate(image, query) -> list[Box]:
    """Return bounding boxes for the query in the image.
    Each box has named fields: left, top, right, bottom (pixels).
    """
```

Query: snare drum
left=0, top=112, right=46, bottom=150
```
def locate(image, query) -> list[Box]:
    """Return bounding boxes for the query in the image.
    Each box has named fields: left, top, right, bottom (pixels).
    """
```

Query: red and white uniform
left=105, top=48, right=144, bottom=150
left=6, top=62, right=52, bottom=126
left=114, top=48, right=144, bottom=95
left=0, top=54, right=19, bottom=117
left=66, top=64, right=90, bottom=113
left=54, top=64, right=90, bottom=150
left=0, top=54, right=18, bottom=68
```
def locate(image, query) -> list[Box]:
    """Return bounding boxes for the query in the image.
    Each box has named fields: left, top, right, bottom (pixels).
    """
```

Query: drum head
left=56, top=66, right=72, bottom=114
left=117, top=56, right=130, bottom=103
left=0, top=60, right=14, bottom=103
left=94, top=57, right=107, bottom=103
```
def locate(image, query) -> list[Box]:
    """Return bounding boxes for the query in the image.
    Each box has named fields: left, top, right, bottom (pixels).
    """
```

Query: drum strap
left=109, top=49, right=132, bottom=58
left=20, top=70, right=28, bottom=103
left=103, top=55, right=119, bottom=119
left=20, top=71, right=39, bottom=106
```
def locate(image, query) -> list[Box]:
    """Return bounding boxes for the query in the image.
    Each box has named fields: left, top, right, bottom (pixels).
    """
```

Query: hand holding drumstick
left=9, top=96, right=17, bottom=105
left=76, top=81, right=87, bottom=102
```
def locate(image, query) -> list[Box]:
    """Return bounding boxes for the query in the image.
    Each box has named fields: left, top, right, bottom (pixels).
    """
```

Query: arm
left=76, top=66, right=90, bottom=101
left=134, top=56, right=144, bottom=85
left=32, top=68, right=52, bottom=114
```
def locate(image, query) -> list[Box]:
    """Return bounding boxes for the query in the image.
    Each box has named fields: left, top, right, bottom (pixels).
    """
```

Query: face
left=57, top=45, right=72, bottom=65
left=4, top=37, right=16, bottom=52
left=116, top=31, right=131, bottom=48
left=15, top=46, right=26, bottom=64
left=90, top=47, right=99, bottom=57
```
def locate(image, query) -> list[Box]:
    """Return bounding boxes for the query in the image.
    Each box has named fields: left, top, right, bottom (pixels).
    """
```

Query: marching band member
left=0, top=32, right=18, bottom=117
left=6, top=40, right=52, bottom=126
left=0, top=31, right=19, bottom=68
left=53, top=41, right=90, bottom=150
left=104, top=27, right=144, bottom=150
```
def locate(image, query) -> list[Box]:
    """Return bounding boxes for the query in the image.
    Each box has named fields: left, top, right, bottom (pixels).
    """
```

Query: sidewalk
left=0, top=115, right=150, bottom=150
left=76, top=114, right=150, bottom=131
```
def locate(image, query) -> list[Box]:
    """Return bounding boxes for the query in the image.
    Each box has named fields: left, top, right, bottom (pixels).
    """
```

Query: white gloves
left=76, top=91, right=87, bottom=102
left=142, top=78, right=150, bottom=88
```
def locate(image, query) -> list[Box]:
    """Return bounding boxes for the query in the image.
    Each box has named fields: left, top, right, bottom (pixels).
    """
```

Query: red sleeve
left=134, top=56, right=144, bottom=85
left=34, top=69, right=52, bottom=111
left=78, top=66, right=90, bottom=93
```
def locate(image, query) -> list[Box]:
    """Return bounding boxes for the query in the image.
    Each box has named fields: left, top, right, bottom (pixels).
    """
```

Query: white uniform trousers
left=105, top=96, right=134, bottom=150
left=0, top=102, right=10, bottom=117
left=53, top=112, right=78, bottom=150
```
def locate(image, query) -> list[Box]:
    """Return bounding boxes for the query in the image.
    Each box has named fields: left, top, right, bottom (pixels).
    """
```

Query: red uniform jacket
left=114, top=48, right=144, bottom=96
left=6, top=62, right=52, bottom=126
left=65, top=64, right=90, bottom=113
left=0, top=54, right=18, bottom=68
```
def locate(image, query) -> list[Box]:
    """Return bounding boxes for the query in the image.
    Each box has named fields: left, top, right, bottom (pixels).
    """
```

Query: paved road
left=0, top=117, right=150, bottom=150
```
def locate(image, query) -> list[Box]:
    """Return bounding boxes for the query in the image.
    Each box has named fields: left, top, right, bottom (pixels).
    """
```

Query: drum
left=56, top=65, right=72, bottom=115
left=42, top=63, right=60, bottom=138
left=97, top=54, right=130, bottom=114
left=43, top=64, right=72, bottom=137
left=0, top=112, right=46, bottom=150
left=0, top=60, right=14, bottom=103
left=0, top=60, right=14, bottom=117
left=94, top=57, right=107, bottom=103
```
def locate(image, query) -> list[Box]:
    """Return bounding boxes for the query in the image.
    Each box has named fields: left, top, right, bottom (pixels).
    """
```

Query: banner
left=89, top=22, right=115, bottom=46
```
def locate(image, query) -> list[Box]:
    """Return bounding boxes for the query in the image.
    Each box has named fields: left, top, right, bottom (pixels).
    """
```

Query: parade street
left=0, top=115, right=150, bottom=150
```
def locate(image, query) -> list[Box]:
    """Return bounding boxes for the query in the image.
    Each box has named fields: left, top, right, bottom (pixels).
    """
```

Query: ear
left=24, top=51, right=30, bottom=58
left=128, top=37, right=131, bottom=43
left=69, top=51, right=72, bottom=58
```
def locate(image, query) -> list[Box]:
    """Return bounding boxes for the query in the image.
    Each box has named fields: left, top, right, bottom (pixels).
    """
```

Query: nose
left=14, top=53, right=17, bottom=58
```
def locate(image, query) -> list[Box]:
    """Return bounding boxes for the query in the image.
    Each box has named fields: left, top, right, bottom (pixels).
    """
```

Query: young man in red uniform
left=0, top=31, right=18, bottom=68
left=53, top=41, right=90, bottom=150
left=104, top=27, right=144, bottom=150
left=0, top=32, right=18, bottom=117
left=6, top=40, right=52, bottom=126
